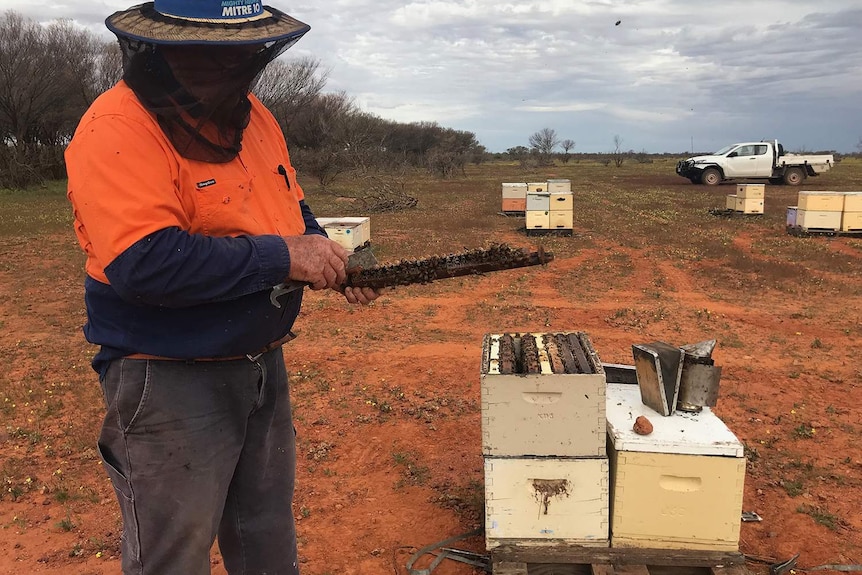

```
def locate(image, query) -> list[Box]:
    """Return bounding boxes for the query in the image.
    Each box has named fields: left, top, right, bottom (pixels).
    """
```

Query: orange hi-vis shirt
left=66, top=81, right=319, bottom=374
left=68, top=81, right=306, bottom=283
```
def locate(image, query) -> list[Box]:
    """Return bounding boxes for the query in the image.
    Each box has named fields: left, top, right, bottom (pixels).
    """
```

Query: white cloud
left=3, top=0, right=861, bottom=151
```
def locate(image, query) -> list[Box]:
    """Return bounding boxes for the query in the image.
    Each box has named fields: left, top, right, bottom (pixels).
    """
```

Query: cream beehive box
left=725, top=195, right=737, bottom=210
left=549, top=210, right=573, bottom=230
left=547, top=179, right=572, bottom=193
left=606, top=384, right=745, bottom=551
left=796, top=210, right=842, bottom=230
left=527, top=182, right=547, bottom=193
left=736, top=184, right=765, bottom=199
left=485, top=456, right=609, bottom=549
left=502, top=183, right=529, bottom=199
left=734, top=197, right=764, bottom=214
left=842, top=212, right=862, bottom=232
left=843, top=192, right=862, bottom=212
left=797, top=191, right=844, bottom=212
left=525, top=211, right=550, bottom=229
left=550, top=192, right=573, bottom=211
left=481, top=332, right=606, bottom=458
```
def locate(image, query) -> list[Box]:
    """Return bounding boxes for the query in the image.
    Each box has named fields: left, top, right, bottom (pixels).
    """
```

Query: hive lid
left=606, top=383, right=744, bottom=457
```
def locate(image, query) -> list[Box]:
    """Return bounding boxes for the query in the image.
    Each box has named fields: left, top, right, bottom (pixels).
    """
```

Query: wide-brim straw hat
left=106, top=0, right=310, bottom=45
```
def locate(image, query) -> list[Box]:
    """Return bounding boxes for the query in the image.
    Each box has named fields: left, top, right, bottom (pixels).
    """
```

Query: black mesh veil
left=117, top=35, right=299, bottom=163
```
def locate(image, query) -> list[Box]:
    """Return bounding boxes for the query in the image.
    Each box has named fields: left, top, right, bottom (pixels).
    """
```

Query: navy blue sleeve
left=301, top=200, right=328, bottom=237
left=104, top=227, right=291, bottom=308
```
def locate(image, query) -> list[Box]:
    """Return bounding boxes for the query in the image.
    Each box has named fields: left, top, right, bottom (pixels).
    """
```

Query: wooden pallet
left=525, top=229, right=574, bottom=237
left=786, top=225, right=862, bottom=237
left=708, top=208, right=764, bottom=218
left=491, top=545, right=747, bottom=575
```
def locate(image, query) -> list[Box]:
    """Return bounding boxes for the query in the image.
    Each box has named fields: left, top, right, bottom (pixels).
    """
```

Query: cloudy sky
left=5, top=0, right=862, bottom=153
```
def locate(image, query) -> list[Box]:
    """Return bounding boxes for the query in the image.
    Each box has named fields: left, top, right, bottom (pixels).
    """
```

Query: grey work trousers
left=97, top=348, right=298, bottom=575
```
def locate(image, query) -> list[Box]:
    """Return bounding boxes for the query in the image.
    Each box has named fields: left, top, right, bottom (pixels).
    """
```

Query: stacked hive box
left=315, top=216, right=371, bottom=251
left=726, top=184, right=765, bottom=214
left=526, top=179, right=573, bottom=235
left=793, top=191, right=844, bottom=231
left=841, top=192, right=862, bottom=232
left=501, top=183, right=528, bottom=214
left=481, top=332, right=609, bottom=549
left=606, top=384, right=746, bottom=551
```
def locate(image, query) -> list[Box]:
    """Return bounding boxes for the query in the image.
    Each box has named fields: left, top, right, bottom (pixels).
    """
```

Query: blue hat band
left=155, top=0, right=266, bottom=22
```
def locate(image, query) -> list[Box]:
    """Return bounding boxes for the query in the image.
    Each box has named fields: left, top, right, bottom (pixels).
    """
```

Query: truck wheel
left=783, top=167, right=804, bottom=186
left=701, top=168, right=721, bottom=186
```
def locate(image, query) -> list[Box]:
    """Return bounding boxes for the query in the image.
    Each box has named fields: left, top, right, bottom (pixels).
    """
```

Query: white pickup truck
left=676, top=139, right=834, bottom=186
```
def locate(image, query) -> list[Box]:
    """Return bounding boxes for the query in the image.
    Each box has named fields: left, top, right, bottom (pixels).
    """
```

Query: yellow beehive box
left=527, top=182, right=547, bottom=193
left=526, top=192, right=551, bottom=211
left=550, top=192, right=573, bottom=211
left=842, top=212, right=862, bottom=232
left=525, top=211, right=550, bottom=229
left=547, top=179, right=572, bottom=193
left=481, top=332, right=606, bottom=458
left=735, top=197, right=764, bottom=214
left=502, top=183, right=529, bottom=199
left=736, top=184, right=765, bottom=199
left=485, top=456, right=609, bottom=549
left=797, top=209, right=842, bottom=230
left=606, top=384, right=745, bottom=551
left=725, top=195, right=737, bottom=210
left=549, top=210, right=573, bottom=230
left=797, top=191, right=844, bottom=212
left=843, top=192, right=862, bottom=212
left=502, top=198, right=526, bottom=212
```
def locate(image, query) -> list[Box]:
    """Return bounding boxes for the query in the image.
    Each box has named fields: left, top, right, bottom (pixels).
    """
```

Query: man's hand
left=341, top=286, right=383, bottom=305
left=282, top=235, right=348, bottom=290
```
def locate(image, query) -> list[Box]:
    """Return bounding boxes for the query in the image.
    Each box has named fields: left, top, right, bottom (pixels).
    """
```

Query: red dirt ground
left=1, top=220, right=860, bottom=575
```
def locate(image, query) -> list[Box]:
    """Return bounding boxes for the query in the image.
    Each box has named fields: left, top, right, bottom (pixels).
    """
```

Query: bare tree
left=254, top=56, right=327, bottom=134
left=92, top=41, right=123, bottom=96
left=560, top=139, right=575, bottom=163
left=529, top=128, right=560, bottom=166
left=612, top=135, right=625, bottom=168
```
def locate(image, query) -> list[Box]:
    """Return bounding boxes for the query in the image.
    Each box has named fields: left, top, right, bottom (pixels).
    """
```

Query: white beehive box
left=606, top=384, right=745, bottom=551
left=316, top=216, right=371, bottom=251
left=797, top=191, right=844, bottom=212
left=526, top=192, right=551, bottom=211
left=481, top=333, right=606, bottom=457
left=485, top=456, right=609, bottom=549
left=502, top=183, right=529, bottom=199
left=547, top=179, right=572, bottom=193
left=736, top=184, right=765, bottom=199
left=786, top=206, right=798, bottom=227
left=525, top=211, right=550, bottom=229
left=796, top=209, right=842, bottom=230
